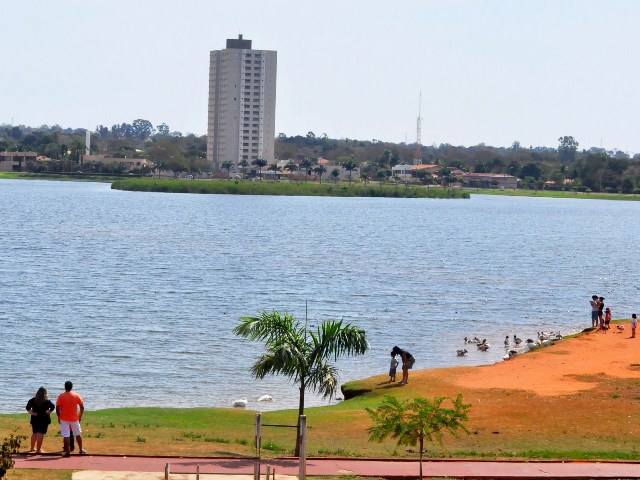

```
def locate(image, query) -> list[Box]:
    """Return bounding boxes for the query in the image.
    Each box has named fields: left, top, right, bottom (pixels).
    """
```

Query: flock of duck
left=457, top=331, right=564, bottom=361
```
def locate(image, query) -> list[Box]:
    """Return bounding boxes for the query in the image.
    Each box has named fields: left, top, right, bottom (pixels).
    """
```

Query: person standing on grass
left=56, top=381, right=86, bottom=457
left=590, top=295, right=599, bottom=328
left=26, top=386, right=55, bottom=454
left=389, top=352, right=399, bottom=383
left=391, top=346, right=415, bottom=385
left=631, top=314, right=637, bottom=339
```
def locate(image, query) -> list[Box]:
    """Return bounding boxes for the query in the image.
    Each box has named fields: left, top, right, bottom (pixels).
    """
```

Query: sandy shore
left=451, top=322, right=640, bottom=396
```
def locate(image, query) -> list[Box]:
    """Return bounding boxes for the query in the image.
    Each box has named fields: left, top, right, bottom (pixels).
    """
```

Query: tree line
left=2, top=123, right=639, bottom=193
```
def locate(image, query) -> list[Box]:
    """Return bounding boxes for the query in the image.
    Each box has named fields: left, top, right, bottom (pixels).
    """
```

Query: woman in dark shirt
left=25, top=386, right=56, bottom=454
left=391, top=346, right=416, bottom=385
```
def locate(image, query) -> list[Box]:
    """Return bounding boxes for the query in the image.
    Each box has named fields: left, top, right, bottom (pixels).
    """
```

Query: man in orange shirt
left=56, top=381, right=86, bottom=457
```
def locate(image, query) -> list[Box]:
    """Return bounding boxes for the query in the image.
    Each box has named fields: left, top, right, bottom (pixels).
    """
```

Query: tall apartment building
left=207, top=35, right=277, bottom=171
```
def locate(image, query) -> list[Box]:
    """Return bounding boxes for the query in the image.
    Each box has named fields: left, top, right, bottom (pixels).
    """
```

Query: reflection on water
left=1, top=179, right=639, bottom=413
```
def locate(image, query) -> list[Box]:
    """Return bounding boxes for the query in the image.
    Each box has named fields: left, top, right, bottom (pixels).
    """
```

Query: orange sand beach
left=453, top=324, right=640, bottom=396
left=351, top=319, right=640, bottom=458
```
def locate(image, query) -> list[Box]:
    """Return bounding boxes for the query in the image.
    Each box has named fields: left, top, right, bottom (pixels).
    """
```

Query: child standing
left=631, top=314, right=637, bottom=338
left=604, top=307, right=611, bottom=332
left=389, top=353, right=399, bottom=383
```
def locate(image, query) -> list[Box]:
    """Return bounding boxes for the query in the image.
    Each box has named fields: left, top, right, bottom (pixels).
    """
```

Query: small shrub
left=235, top=438, right=248, bottom=446
left=135, top=436, right=146, bottom=443
left=1, top=433, right=26, bottom=479
left=262, top=441, right=286, bottom=452
left=181, top=432, right=202, bottom=441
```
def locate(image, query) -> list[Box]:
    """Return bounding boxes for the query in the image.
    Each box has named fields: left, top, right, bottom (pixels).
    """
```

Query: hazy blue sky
left=2, top=0, right=639, bottom=152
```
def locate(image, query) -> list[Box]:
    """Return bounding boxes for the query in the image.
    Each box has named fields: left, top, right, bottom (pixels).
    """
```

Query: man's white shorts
left=60, top=420, right=82, bottom=438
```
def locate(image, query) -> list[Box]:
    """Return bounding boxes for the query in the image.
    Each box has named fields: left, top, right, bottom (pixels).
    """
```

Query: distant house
left=461, top=173, right=518, bottom=189
left=391, top=163, right=440, bottom=180
left=81, top=154, right=149, bottom=171
left=0, top=151, right=37, bottom=172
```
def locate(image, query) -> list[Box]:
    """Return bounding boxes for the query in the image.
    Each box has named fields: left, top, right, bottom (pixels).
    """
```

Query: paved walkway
left=13, top=454, right=640, bottom=478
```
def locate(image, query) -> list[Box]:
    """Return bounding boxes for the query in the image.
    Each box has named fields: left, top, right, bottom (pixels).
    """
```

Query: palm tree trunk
left=295, top=379, right=305, bottom=457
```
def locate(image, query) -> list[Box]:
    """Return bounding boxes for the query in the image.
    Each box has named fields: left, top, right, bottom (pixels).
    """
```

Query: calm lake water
left=1, top=179, right=639, bottom=414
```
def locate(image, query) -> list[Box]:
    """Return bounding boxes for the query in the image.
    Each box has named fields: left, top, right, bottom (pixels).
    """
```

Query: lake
left=1, top=179, right=638, bottom=413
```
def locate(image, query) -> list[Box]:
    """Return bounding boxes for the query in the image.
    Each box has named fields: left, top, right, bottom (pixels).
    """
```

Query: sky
left=2, top=0, right=639, bottom=152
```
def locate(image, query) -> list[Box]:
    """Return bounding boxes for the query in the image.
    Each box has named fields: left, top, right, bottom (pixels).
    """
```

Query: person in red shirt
left=55, top=381, right=87, bottom=457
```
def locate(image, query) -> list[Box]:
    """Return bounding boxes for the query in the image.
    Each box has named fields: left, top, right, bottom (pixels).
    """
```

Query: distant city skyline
left=2, top=0, right=639, bottom=153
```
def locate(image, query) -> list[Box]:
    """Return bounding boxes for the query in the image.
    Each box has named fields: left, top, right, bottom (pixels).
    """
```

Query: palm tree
left=284, top=161, right=298, bottom=181
left=234, top=311, right=368, bottom=456
left=221, top=161, right=234, bottom=179
left=252, top=158, right=267, bottom=180
left=343, top=155, right=358, bottom=184
left=313, top=164, right=327, bottom=184
left=299, top=158, right=313, bottom=181
left=267, top=162, right=281, bottom=181
left=238, top=159, right=249, bottom=179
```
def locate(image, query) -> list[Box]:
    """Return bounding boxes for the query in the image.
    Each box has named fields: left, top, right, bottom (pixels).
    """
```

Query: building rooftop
left=226, top=34, right=252, bottom=49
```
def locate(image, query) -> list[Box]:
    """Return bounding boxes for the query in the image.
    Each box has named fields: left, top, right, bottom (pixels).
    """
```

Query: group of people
left=26, top=381, right=86, bottom=457
left=389, top=346, right=415, bottom=385
left=589, top=294, right=638, bottom=337
left=590, top=295, right=611, bottom=331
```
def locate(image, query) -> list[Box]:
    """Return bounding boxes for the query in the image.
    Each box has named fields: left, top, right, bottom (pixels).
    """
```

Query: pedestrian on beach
left=598, top=297, right=605, bottom=327
left=391, top=346, right=415, bottom=385
left=590, top=295, right=599, bottom=328
left=25, top=386, right=55, bottom=454
left=631, top=314, right=637, bottom=339
left=389, top=352, right=399, bottom=382
left=604, top=307, right=611, bottom=332
left=56, top=381, right=87, bottom=457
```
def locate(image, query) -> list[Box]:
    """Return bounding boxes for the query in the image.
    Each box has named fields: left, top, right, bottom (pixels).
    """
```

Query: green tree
left=132, top=119, right=155, bottom=140
left=267, top=162, right=281, bottom=181
left=284, top=161, right=298, bottom=180
left=252, top=158, right=268, bottom=180
left=558, top=136, right=579, bottom=163
left=367, top=394, right=470, bottom=480
left=376, top=168, right=389, bottom=186
left=234, top=311, right=368, bottom=456
left=221, top=160, right=234, bottom=179
left=238, top=159, right=249, bottom=179
left=330, top=167, right=341, bottom=183
left=299, top=158, right=313, bottom=181
left=379, top=149, right=393, bottom=168
left=313, top=164, right=327, bottom=184
left=343, top=155, right=358, bottom=184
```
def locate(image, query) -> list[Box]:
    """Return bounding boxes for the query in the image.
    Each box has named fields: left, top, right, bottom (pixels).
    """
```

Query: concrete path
left=13, top=453, right=640, bottom=478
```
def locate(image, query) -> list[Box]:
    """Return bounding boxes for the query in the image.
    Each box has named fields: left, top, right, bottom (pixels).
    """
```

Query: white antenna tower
left=414, top=92, right=422, bottom=165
